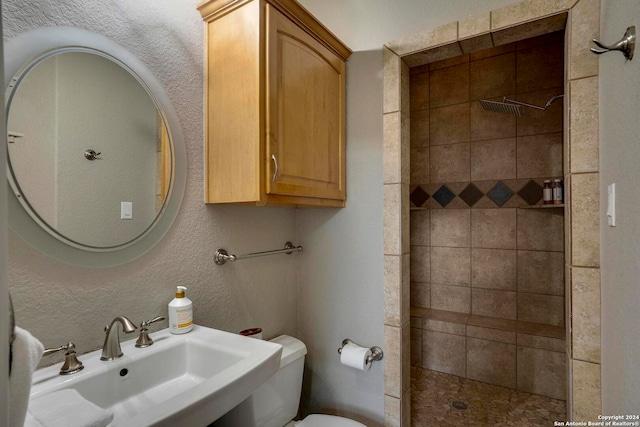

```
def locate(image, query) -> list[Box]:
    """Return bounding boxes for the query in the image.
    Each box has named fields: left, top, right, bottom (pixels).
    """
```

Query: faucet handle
left=43, top=342, right=84, bottom=375
left=135, top=316, right=166, bottom=348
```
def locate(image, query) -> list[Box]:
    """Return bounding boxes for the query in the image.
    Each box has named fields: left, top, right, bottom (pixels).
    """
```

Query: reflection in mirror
left=6, top=50, right=172, bottom=250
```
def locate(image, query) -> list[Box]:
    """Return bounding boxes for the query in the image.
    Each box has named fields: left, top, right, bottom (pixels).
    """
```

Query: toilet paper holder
left=338, top=339, right=384, bottom=364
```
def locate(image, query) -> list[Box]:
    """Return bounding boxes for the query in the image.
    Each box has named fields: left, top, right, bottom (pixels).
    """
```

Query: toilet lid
left=297, top=414, right=367, bottom=427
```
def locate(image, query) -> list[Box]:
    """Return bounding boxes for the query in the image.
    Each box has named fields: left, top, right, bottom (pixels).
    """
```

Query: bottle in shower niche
left=543, top=180, right=553, bottom=204
left=553, top=178, right=564, bottom=204
left=168, top=286, right=193, bottom=334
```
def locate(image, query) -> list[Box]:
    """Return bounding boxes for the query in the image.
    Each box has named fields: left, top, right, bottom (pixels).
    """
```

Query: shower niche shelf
left=518, top=204, right=565, bottom=209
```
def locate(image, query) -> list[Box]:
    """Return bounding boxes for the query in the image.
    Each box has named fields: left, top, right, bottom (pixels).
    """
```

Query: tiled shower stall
left=409, top=31, right=567, bottom=399
left=383, top=1, right=603, bottom=424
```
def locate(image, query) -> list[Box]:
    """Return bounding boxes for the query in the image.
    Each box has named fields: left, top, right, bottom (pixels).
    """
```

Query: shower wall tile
left=516, top=30, right=564, bottom=50
left=411, top=327, right=422, bottom=366
left=410, top=109, right=429, bottom=148
left=468, top=314, right=518, bottom=332
left=384, top=112, right=408, bottom=184
left=422, top=330, right=466, bottom=376
left=569, top=0, right=600, bottom=80
left=490, top=0, right=574, bottom=31
left=470, top=100, right=516, bottom=141
left=517, top=333, right=566, bottom=353
left=471, top=208, right=517, bottom=249
left=460, top=34, right=494, bottom=55
left=424, top=317, right=466, bottom=336
left=383, top=47, right=401, bottom=114
left=517, top=346, right=566, bottom=400
left=410, top=71, right=430, bottom=111
left=466, top=325, right=516, bottom=344
left=429, top=54, right=469, bottom=71
left=386, top=324, right=410, bottom=399
left=410, top=148, right=429, bottom=184
left=429, top=63, right=470, bottom=108
left=518, top=292, right=565, bottom=326
left=410, top=245, right=430, bottom=283
left=431, top=284, right=471, bottom=313
left=572, top=360, right=602, bottom=421
left=516, top=88, right=564, bottom=136
left=424, top=308, right=470, bottom=327
left=384, top=395, right=401, bottom=427
left=431, top=247, right=471, bottom=287
left=384, top=184, right=409, bottom=255
left=385, top=21, right=458, bottom=57
left=492, top=14, right=568, bottom=47
left=516, top=133, right=563, bottom=178
left=410, top=282, right=430, bottom=309
left=430, top=143, right=470, bottom=182
left=517, top=208, right=564, bottom=252
left=471, top=288, right=517, bottom=320
left=404, top=43, right=462, bottom=69
left=467, top=337, right=516, bottom=388
left=570, top=77, right=599, bottom=173
left=410, top=210, right=430, bottom=246
left=572, top=267, right=601, bottom=363
left=459, top=12, right=491, bottom=40
left=430, top=104, right=470, bottom=146
left=471, top=248, right=517, bottom=291
left=516, top=40, right=564, bottom=93
left=469, top=53, right=516, bottom=101
left=430, top=209, right=470, bottom=247
left=470, top=43, right=515, bottom=61
left=385, top=255, right=402, bottom=326
left=470, top=138, right=516, bottom=181
left=518, top=250, right=564, bottom=295
left=571, top=173, right=600, bottom=267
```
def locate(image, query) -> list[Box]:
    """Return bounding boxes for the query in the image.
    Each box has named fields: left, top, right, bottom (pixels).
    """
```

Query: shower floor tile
left=411, top=366, right=566, bottom=426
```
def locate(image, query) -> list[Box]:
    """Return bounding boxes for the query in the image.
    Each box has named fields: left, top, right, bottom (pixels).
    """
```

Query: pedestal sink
left=29, top=325, right=282, bottom=426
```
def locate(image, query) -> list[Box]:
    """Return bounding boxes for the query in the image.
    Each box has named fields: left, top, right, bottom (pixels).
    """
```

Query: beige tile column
left=383, top=46, right=411, bottom=427
left=566, top=0, right=602, bottom=420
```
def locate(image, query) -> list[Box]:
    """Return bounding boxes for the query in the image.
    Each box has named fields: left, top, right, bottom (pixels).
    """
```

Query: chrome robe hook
left=591, top=26, right=635, bottom=60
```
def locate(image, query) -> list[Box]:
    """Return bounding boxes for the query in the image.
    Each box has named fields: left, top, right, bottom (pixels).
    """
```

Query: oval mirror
left=4, top=27, right=186, bottom=267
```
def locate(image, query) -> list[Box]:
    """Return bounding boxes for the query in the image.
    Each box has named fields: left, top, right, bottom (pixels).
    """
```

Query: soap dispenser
left=168, top=286, right=193, bottom=334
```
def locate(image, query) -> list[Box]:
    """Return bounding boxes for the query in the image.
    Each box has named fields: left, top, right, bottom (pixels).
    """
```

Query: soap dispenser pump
left=168, top=286, right=193, bottom=334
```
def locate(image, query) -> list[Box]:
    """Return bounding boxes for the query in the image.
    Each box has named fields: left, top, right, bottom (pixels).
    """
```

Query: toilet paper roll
left=340, top=343, right=372, bottom=371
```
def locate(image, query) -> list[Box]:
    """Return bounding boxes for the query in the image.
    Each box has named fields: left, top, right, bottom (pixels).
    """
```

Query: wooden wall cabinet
left=198, top=0, right=351, bottom=207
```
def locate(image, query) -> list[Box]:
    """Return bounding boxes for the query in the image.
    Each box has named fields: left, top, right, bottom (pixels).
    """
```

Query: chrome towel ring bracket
left=591, top=25, right=635, bottom=60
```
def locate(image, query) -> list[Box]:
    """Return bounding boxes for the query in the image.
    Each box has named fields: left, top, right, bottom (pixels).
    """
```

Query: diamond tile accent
left=486, top=181, right=514, bottom=207
left=458, top=183, right=484, bottom=207
left=411, top=186, right=430, bottom=207
left=518, top=180, right=543, bottom=205
left=432, top=185, right=456, bottom=208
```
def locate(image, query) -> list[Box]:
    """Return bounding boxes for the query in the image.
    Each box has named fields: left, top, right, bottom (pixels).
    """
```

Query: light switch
left=121, top=201, right=133, bottom=220
left=607, top=183, right=616, bottom=227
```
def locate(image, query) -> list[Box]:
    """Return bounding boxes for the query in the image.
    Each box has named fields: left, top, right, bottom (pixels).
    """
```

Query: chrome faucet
left=101, top=316, right=137, bottom=361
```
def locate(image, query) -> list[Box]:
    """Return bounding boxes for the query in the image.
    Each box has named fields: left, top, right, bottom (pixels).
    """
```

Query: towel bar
left=214, top=242, right=302, bottom=265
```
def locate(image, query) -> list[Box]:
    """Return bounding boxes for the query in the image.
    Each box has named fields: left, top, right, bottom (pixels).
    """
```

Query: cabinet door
left=266, top=5, right=346, bottom=201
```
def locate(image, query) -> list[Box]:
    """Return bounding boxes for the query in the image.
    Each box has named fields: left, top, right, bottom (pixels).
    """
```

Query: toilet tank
left=214, top=335, right=307, bottom=427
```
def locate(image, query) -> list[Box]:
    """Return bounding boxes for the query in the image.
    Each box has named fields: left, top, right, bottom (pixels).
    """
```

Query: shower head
left=479, top=99, right=522, bottom=116
left=480, top=94, right=564, bottom=116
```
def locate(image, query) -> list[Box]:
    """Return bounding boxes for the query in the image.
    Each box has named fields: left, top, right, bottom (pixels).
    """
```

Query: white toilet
left=214, top=335, right=367, bottom=427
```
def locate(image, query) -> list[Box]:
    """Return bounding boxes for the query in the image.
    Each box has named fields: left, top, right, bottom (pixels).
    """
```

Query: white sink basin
left=29, top=325, right=282, bottom=426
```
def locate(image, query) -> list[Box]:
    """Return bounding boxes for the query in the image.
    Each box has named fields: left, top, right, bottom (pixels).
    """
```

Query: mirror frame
left=4, top=27, right=187, bottom=268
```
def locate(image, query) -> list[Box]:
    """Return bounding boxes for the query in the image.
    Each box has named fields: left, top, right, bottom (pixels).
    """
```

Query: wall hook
left=591, top=26, right=635, bottom=60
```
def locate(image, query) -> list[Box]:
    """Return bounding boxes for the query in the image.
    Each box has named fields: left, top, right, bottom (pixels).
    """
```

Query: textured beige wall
left=3, top=0, right=299, bottom=364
